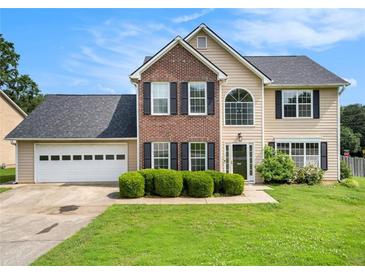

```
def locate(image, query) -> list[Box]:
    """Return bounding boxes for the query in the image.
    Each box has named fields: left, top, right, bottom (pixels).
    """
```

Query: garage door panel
left=35, top=144, right=128, bottom=183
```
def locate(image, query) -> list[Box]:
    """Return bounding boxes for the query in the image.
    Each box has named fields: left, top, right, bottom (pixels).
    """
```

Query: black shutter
left=313, top=90, right=320, bottom=119
left=275, top=90, right=282, bottom=119
left=143, top=82, right=151, bottom=115
left=170, top=142, right=178, bottom=170
left=181, top=82, right=188, bottom=115
left=170, top=82, right=177, bottom=115
left=268, top=142, right=275, bottom=149
left=181, top=142, right=189, bottom=170
left=321, top=142, right=328, bottom=170
left=144, top=142, right=152, bottom=168
left=207, top=82, right=215, bottom=115
left=208, top=143, right=215, bottom=170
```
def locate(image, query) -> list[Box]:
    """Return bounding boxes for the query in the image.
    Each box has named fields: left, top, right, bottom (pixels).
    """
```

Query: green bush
left=294, top=164, right=324, bottom=185
left=204, top=170, right=224, bottom=193
left=119, top=172, right=145, bottom=198
left=185, top=172, right=214, bottom=197
left=154, top=169, right=183, bottom=197
left=341, top=178, right=359, bottom=188
left=137, top=169, right=157, bottom=194
left=222, top=173, right=244, bottom=195
left=340, top=160, right=352, bottom=180
left=256, top=146, right=296, bottom=184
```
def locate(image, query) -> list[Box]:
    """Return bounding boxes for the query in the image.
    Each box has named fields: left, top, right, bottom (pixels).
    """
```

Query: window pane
left=225, top=145, right=230, bottom=173
left=191, top=159, right=206, bottom=171
left=190, top=143, right=206, bottom=157
left=298, top=91, right=311, bottom=103
left=299, top=104, right=311, bottom=117
left=190, top=99, right=205, bottom=113
left=154, top=158, right=168, bottom=169
left=277, top=143, right=290, bottom=154
left=152, top=83, right=169, bottom=97
left=283, top=92, right=297, bottom=104
left=190, top=83, right=206, bottom=114
left=95, top=155, right=104, bottom=160
left=153, top=98, right=168, bottom=114
left=62, top=155, right=71, bottom=161
left=225, top=102, right=253, bottom=125
left=153, top=143, right=169, bottom=169
left=39, top=155, right=48, bottom=161
left=291, top=143, right=304, bottom=167
left=116, top=154, right=125, bottom=160
left=284, top=104, right=296, bottom=117
left=51, top=155, right=60, bottom=161
left=197, top=36, right=207, bottom=48
left=190, top=143, right=206, bottom=171
left=106, top=155, right=114, bottom=160
left=84, top=155, right=93, bottom=160
left=306, top=143, right=319, bottom=166
left=73, top=155, right=82, bottom=160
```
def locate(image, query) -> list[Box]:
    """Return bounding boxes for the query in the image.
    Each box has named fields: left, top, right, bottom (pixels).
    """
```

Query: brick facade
left=138, top=44, right=220, bottom=170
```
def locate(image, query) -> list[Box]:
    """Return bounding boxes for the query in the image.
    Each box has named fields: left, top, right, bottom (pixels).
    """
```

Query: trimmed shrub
left=341, top=178, right=359, bottom=188
left=119, top=172, right=145, bottom=198
left=205, top=170, right=224, bottom=193
left=340, top=160, right=352, bottom=180
left=294, top=164, right=324, bottom=185
left=154, top=169, right=183, bottom=197
left=138, top=169, right=157, bottom=194
left=185, top=172, right=214, bottom=197
left=180, top=170, right=193, bottom=193
left=222, top=173, right=244, bottom=195
left=256, top=146, right=296, bottom=184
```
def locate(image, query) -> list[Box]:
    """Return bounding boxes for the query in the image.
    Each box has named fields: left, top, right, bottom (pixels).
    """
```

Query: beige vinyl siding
left=0, top=95, right=25, bottom=167
left=17, top=141, right=34, bottom=183
left=188, top=30, right=264, bottom=180
left=17, top=140, right=137, bottom=183
left=264, top=88, right=339, bottom=180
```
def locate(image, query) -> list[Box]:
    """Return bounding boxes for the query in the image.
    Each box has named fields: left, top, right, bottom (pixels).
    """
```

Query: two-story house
left=6, top=24, right=349, bottom=184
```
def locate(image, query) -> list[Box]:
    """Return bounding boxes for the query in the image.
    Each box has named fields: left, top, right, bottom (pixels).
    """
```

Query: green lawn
left=33, top=177, right=365, bottom=266
left=0, top=168, right=15, bottom=184
left=0, top=187, right=10, bottom=193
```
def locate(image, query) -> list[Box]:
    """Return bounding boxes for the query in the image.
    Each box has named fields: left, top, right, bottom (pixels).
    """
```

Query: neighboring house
left=6, top=24, right=349, bottom=184
left=0, top=91, right=27, bottom=168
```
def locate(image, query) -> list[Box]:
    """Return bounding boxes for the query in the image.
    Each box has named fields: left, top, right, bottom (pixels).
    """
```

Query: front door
left=232, top=144, right=247, bottom=179
left=225, top=143, right=254, bottom=182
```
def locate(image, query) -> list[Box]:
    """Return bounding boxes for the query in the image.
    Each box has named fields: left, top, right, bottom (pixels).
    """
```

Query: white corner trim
left=0, top=90, right=27, bottom=117
left=129, top=36, right=227, bottom=81
left=185, top=25, right=271, bottom=84
left=135, top=82, right=140, bottom=170
left=261, top=81, right=265, bottom=160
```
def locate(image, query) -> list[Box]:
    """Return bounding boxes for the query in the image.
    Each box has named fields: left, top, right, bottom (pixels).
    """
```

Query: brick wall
left=138, top=43, right=220, bottom=170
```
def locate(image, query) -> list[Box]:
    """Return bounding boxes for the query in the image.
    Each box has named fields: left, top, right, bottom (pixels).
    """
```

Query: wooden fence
left=341, top=156, right=365, bottom=177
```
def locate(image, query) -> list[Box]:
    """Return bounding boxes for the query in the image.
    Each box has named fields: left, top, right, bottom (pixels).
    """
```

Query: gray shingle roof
left=244, top=56, right=349, bottom=86
left=6, top=94, right=137, bottom=139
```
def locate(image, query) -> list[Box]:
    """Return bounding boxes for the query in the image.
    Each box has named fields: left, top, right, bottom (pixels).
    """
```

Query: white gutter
left=5, top=138, right=137, bottom=141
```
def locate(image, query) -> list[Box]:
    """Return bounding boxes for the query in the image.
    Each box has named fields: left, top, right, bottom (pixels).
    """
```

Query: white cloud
left=172, top=9, right=213, bottom=24
left=343, top=77, right=358, bottom=88
left=232, top=9, right=365, bottom=50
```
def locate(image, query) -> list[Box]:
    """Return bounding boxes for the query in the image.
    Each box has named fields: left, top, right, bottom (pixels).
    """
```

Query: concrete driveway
left=0, top=184, right=118, bottom=266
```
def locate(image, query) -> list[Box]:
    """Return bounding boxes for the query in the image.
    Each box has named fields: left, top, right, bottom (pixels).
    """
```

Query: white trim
left=275, top=137, right=321, bottom=143
left=337, top=86, right=343, bottom=181
left=151, top=142, right=170, bottom=169
left=196, top=35, right=207, bottom=49
left=268, top=84, right=350, bottom=88
left=130, top=36, right=227, bottom=81
left=223, top=87, right=255, bottom=126
left=219, top=81, right=223, bottom=172
left=281, top=90, right=313, bottom=119
left=5, top=138, right=137, bottom=141
left=135, top=82, right=140, bottom=170
left=188, top=82, right=208, bottom=115
left=185, top=24, right=271, bottom=84
left=15, top=142, right=19, bottom=183
left=0, top=90, right=27, bottom=117
left=261, top=81, right=265, bottom=160
left=189, top=142, right=208, bottom=171
left=151, top=82, right=170, bottom=115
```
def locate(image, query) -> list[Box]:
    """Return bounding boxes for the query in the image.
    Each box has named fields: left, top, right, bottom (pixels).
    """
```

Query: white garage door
left=35, top=143, right=128, bottom=183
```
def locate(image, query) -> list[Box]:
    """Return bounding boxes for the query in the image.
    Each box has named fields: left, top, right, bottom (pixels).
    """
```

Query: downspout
left=337, top=85, right=346, bottom=181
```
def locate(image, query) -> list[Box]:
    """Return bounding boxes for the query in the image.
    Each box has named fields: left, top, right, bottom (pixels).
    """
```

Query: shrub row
left=119, top=169, right=244, bottom=198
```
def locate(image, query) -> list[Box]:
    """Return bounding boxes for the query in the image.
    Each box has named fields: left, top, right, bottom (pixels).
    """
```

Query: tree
left=341, top=104, right=365, bottom=147
left=0, top=34, right=43, bottom=114
left=341, top=126, right=361, bottom=154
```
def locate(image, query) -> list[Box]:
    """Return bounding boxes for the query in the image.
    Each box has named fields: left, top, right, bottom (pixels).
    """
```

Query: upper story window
left=152, top=142, right=170, bottom=169
left=197, top=36, right=207, bottom=49
left=225, top=88, right=254, bottom=125
left=151, top=82, right=170, bottom=115
left=189, top=82, right=207, bottom=115
left=282, top=90, right=312, bottom=118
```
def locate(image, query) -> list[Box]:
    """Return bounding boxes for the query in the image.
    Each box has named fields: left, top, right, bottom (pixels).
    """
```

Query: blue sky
left=1, top=8, right=364, bottom=105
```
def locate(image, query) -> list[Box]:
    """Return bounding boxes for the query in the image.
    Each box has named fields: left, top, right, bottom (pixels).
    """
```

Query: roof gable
left=185, top=24, right=272, bottom=84
left=130, top=36, right=227, bottom=81
left=0, top=91, right=27, bottom=117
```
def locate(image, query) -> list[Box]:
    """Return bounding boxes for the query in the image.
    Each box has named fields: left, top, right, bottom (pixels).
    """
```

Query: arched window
left=225, top=89, right=254, bottom=125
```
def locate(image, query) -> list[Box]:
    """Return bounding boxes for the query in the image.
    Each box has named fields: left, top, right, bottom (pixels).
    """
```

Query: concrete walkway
left=0, top=183, right=276, bottom=265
